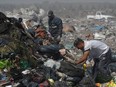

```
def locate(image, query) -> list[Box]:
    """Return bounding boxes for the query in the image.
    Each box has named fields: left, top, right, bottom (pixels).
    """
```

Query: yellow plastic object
left=106, top=80, right=116, bottom=87
left=48, top=79, right=54, bottom=86
left=83, top=63, right=87, bottom=71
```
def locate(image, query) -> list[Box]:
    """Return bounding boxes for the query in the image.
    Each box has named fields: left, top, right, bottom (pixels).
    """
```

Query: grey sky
left=0, top=0, right=116, bottom=4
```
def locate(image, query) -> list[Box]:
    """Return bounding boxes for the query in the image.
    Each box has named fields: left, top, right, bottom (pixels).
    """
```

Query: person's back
left=84, top=40, right=109, bottom=61
left=74, top=38, right=112, bottom=80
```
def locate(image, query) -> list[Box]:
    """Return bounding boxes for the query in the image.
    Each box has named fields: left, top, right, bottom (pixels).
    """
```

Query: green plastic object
left=20, top=59, right=30, bottom=70
left=0, top=59, right=11, bottom=69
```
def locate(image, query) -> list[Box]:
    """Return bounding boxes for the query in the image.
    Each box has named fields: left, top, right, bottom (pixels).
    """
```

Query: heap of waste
left=0, top=8, right=116, bottom=87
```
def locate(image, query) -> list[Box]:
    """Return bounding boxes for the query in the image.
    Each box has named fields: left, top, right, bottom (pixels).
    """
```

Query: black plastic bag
left=10, top=67, right=23, bottom=81
left=54, top=81, right=69, bottom=87
left=0, top=22, right=12, bottom=34
left=59, top=61, right=84, bottom=78
left=77, top=75, right=96, bottom=87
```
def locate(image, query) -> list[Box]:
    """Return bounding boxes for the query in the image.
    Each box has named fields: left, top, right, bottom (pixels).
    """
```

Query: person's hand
left=59, top=49, right=66, bottom=56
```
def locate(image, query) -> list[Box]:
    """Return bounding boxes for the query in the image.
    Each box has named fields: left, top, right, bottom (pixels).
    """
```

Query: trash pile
left=0, top=11, right=85, bottom=87
left=0, top=8, right=116, bottom=87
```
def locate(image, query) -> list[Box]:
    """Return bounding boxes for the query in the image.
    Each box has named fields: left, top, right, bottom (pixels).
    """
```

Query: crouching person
left=73, top=38, right=112, bottom=79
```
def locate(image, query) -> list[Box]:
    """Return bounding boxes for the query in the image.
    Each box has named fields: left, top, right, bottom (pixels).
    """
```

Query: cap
left=48, top=10, right=54, bottom=17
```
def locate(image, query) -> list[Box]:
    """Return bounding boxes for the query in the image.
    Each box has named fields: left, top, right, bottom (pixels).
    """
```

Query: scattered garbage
left=93, top=32, right=106, bottom=40
left=0, top=6, right=116, bottom=87
left=44, top=59, right=61, bottom=69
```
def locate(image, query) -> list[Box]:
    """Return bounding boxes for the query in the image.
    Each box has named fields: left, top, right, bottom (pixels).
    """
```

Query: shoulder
left=84, top=40, right=98, bottom=48
left=84, top=40, right=92, bottom=46
left=54, top=17, right=62, bottom=22
left=89, top=40, right=107, bottom=46
left=85, top=40, right=99, bottom=45
left=84, top=40, right=92, bottom=51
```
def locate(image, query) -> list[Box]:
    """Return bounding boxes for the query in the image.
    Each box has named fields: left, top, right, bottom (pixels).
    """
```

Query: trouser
left=37, top=44, right=62, bottom=60
left=92, top=49, right=112, bottom=79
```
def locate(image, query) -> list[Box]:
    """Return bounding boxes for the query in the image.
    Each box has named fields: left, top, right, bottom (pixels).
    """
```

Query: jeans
left=37, top=44, right=62, bottom=60
left=92, top=49, right=112, bottom=79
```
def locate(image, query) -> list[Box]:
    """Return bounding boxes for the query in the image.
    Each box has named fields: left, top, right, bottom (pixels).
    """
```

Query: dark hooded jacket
left=48, top=16, right=63, bottom=38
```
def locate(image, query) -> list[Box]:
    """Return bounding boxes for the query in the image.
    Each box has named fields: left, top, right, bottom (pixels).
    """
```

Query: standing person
left=73, top=38, right=112, bottom=79
left=48, top=10, right=63, bottom=44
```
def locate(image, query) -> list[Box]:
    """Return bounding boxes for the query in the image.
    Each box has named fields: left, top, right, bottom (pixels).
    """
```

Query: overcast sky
left=0, top=0, right=116, bottom=4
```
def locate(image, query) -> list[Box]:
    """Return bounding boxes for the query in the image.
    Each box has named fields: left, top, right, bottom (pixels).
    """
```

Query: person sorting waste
left=73, top=38, right=112, bottom=79
left=48, top=10, right=63, bottom=44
